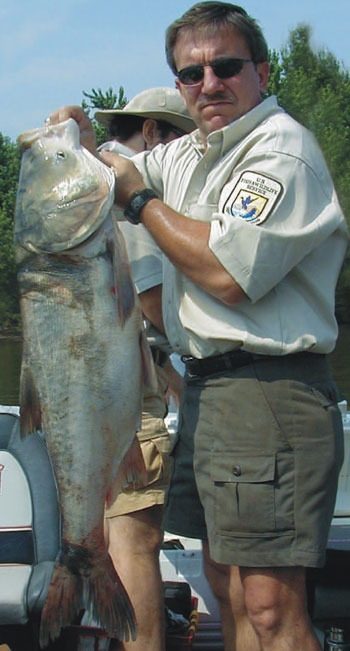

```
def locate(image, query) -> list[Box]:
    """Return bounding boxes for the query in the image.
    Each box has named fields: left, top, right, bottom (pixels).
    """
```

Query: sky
left=1, top=0, right=350, bottom=142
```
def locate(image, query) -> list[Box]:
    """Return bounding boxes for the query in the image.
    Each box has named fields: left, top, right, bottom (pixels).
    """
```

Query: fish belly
left=18, top=252, right=142, bottom=645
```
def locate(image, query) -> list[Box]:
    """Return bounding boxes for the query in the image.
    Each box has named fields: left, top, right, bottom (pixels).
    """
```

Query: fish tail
left=39, top=550, right=136, bottom=647
left=83, top=553, right=136, bottom=642
left=39, top=562, right=82, bottom=648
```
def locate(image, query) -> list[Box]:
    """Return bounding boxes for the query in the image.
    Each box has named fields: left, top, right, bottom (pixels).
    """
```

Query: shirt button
left=232, top=465, right=241, bottom=477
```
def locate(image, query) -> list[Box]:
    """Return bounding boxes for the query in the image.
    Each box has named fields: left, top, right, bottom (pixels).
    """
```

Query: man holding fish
left=48, top=1, right=349, bottom=650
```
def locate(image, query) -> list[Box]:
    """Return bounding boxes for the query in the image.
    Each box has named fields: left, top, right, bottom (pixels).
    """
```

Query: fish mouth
left=51, top=163, right=102, bottom=209
left=54, top=189, right=98, bottom=210
left=15, top=183, right=112, bottom=255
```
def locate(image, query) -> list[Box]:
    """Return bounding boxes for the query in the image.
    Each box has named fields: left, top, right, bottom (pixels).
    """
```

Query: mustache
left=197, top=93, right=235, bottom=108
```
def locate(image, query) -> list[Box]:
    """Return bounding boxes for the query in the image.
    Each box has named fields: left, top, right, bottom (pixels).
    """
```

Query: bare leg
left=241, top=566, right=321, bottom=651
left=107, top=505, right=165, bottom=651
left=202, top=543, right=260, bottom=651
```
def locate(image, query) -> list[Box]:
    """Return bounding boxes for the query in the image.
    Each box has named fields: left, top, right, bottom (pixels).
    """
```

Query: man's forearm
left=140, top=198, right=246, bottom=306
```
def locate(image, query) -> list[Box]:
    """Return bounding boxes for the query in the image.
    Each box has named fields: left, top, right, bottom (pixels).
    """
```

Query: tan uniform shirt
left=131, top=96, right=349, bottom=358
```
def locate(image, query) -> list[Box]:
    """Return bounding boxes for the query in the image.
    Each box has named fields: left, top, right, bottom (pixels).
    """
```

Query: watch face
left=124, top=189, right=157, bottom=224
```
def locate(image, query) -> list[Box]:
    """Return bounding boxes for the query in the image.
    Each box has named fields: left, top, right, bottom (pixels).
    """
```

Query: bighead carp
left=14, top=118, right=152, bottom=647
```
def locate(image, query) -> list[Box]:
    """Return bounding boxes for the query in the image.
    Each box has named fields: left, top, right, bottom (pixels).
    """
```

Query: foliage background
left=0, top=26, right=349, bottom=330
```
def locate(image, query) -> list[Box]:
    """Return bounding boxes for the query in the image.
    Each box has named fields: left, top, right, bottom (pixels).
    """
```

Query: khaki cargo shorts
left=106, top=364, right=172, bottom=517
left=163, top=354, right=344, bottom=568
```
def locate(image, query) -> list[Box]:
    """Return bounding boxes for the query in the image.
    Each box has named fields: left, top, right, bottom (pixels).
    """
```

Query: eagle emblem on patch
left=224, top=171, right=283, bottom=225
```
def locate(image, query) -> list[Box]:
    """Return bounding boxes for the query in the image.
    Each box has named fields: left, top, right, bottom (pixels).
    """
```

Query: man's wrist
left=124, top=188, right=158, bottom=225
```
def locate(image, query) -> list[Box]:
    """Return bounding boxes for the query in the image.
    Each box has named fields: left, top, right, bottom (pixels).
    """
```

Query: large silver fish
left=14, top=118, right=150, bottom=647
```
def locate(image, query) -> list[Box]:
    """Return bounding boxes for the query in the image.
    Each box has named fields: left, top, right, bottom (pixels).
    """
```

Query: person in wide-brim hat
left=94, top=86, right=195, bottom=135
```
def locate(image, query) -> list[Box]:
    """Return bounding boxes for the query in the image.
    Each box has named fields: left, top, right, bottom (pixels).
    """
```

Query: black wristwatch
left=124, top=188, right=158, bottom=225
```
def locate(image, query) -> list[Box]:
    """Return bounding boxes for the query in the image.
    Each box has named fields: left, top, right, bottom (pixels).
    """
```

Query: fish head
left=14, top=118, right=115, bottom=254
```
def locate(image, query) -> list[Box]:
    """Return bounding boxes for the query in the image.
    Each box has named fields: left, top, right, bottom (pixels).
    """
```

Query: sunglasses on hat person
left=176, top=57, right=253, bottom=86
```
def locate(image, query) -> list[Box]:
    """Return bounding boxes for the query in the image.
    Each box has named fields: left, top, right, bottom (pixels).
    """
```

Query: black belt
left=151, top=346, right=169, bottom=368
left=181, top=349, right=323, bottom=378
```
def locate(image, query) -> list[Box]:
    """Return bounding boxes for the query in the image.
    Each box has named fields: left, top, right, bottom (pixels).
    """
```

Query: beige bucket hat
left=94, top=87, right=195, bottom=134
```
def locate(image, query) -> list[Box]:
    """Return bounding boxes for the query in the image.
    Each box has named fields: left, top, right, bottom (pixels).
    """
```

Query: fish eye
left=55, top=151, right=66, bottom=161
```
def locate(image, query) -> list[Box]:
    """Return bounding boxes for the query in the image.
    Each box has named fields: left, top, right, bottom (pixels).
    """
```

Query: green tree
left=266, top=25, right=350, bottom=222
left=266, top=25, right=350, bottom=321
left=82, top=86, right=128, bottom=146
left=0, top=134, right=21, bottom=329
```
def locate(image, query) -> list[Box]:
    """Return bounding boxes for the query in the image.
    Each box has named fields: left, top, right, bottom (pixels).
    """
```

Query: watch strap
left=124, top=188, right=158, bottom=224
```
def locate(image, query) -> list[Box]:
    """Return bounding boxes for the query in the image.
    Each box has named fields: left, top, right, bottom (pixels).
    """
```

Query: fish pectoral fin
left=115, top=262, right=137, bottom=326
left=106, top=435, right=147, bottom=506
left=140, top=331, right=157, bottom=391
left=108, top=228, right=136, bottom=326
left=19, top=367, right=42, bottom=436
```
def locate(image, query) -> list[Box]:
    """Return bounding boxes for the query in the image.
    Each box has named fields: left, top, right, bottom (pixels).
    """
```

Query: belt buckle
left=181, top=355, right=194, bottom=363
left=181, top=354, right=199, bottom=377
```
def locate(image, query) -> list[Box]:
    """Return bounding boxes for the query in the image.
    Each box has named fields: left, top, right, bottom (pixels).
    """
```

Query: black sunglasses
left=176, top=57, right=253, bottom=86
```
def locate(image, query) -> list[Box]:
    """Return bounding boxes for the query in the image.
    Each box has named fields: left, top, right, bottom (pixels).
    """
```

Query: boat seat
left=0, top=409, right=60, bottom=626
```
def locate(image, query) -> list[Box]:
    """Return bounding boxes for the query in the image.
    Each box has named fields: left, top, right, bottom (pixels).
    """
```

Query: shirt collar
left=189, top=96, right=282, bottom=155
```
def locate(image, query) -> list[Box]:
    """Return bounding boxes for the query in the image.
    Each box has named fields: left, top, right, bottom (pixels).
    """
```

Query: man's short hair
left=108, top=115, right=145, bottom=141
left=165, top=1, right=268, bottom=74
left=108, top=115, right=185, bottom=143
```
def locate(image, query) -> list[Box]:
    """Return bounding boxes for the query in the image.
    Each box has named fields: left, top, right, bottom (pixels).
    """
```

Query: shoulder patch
left=223, top=171, right=283, bottom=225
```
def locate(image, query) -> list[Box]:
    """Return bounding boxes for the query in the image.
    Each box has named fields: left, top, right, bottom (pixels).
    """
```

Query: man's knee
left=241, top=566, right=308, bottom=635
left=245, top=596, right=282, bottom=638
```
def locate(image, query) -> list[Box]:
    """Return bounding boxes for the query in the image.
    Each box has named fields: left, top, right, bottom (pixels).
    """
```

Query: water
left=1, top=325, right=350, bottom=407
left=0, top=337, right=22, bottom=405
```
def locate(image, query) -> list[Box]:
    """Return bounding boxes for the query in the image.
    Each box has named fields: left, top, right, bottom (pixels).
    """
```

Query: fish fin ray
left=108, top=224, right=136, bottom=326
left=19, top=367, right=42, bottom=437
left=39, top=564, right=82, bottom=648
left=84, top=554, right=136, bottom=642
left=115, top=263, right=136, bottom=325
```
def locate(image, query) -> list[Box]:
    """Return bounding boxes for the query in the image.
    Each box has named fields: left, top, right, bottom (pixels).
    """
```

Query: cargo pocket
left=210, top=452, right=276, bottom=536
left=134, top=436, right=166, bottom=488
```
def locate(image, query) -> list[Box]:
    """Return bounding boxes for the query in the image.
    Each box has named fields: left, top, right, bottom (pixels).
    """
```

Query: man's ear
left=142, top=119, right=160, bottom=149
left=257, top=61, right=270, bottom=94
left=175, top=78, right=183, bottom=96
